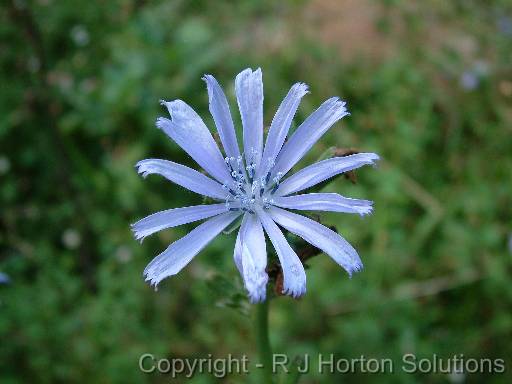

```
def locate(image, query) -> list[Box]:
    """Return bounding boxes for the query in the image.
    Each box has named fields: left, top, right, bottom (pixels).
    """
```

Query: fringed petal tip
left=158, top=99, right=178, bottom=120
left=235, top=68, right=262, bottom=85
left=158, top=99, right=182, bottom=117
left=156, top=101, right=186, bottom=123
left=241, top=67, right=262, bottom=75
left=328, top=97, right=350, bottom=118
left=143, top=255, right=165, bottom=289
left=362, top=153, right=380, bottom=168
left=202, top=75, right=215, bottom=98
left=130, top=223, right=145, bottom=243
left=143, top=271, right=160, bottom=290
left=155, top=116, right=169, bottom=130
left=292, top=82, right=310, bottom=96
left=135, top=160, right=144, bottom=170
left=346, top=261, right=364, bottom=278
left=135, top=159, right=165, bottom=179
left=143, top=262, right=168, bottom=290
left=201, top=74, right=215, bottom=85
left=132, top=231, right=148, bottom=244
left=282, top=264, right=306, bottom=299
left=143, top=273, right=152, bottom=282
left=135, top=160, right=150, bottom=178
left=357, top=200, right=374, bottom=217
left=282, top=283, right=306, bottom=299
left=247, top=282, right=268, bottom=304
left=342, top=250, right=363, bottom=278
left=369, top=153, right=380, bottom=161
left=363, top=153, right=380, bottom=170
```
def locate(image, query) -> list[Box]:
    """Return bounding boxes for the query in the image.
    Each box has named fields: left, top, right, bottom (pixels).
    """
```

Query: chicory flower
left=132, top=68, right=379, bottom=302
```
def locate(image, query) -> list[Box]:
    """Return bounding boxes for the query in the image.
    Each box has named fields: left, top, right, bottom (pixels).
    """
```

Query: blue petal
left=136, top=159, right=227, bottom=200
left=273, top=193, right=373, bottom=216
left=132, top=203, right=228, bottom=242
left=268, top=207, right=363, bottom=276
left=258, top=82, right=309, bottom=178
left=272, top=97, right=349, bottom=178
left=235, top=68, right=264, bottom=169
left=157, top=100, right=232, bottom=185
left=203, top=74, right=241, bottom=159
left=257, top=208, right=306, bottom=298
left=144, top=212, right=240, bottom=287
left=276, top=153, right=379, bottom=196
left=237, top=214, right=268, bottom=303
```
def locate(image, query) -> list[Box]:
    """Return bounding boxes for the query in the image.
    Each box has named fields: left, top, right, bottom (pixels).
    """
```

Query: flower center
left=222, top=152, right=282, bottom=214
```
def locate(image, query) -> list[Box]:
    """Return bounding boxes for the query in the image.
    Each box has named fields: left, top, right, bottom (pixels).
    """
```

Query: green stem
left=254, top=299, right=273, bottom=383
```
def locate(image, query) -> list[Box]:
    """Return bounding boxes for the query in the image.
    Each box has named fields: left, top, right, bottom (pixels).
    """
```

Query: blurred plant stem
left=254, top=299, right=273, bottom=383
left=284, top=356, right=304, bottom=384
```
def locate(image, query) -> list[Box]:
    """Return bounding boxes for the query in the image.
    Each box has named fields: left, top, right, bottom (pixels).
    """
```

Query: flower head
left=132, top=68, right=379, bottom=302
left=0, top=271, right=10, bottom=285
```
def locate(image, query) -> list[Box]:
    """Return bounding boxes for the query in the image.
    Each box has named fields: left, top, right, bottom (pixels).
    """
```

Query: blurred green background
left=1, top=0, right=511, bottom=383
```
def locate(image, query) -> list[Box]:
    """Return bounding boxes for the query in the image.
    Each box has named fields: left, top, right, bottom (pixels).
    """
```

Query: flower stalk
left=254, top=298, right=274, bottom=383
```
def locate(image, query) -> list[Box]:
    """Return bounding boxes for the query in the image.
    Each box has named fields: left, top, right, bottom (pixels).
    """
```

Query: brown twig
left=326, top=268, right=483, bottom=316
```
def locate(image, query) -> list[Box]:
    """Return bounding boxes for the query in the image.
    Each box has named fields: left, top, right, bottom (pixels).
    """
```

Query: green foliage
left=1, top=0, right=511, bottom=383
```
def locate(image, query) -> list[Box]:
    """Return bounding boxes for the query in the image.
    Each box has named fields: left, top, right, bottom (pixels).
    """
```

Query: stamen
left=222, top=153, right=276, bottom=214
left=250, top=147, right=259, bottom=163
left=262, top=197, right=274, bottom=210
left=265, top=171, right=271, bottom=185
left=246, top=164, right=255, bottom=180
left=263, top=157, right=275, bottom=177
left=259, top=176, right=266, bottom=197
left=237, top=171, right=246, bottom=184
left=251, top=180, right=259, bottom=195
left=266, top=171, right=283, bottom=195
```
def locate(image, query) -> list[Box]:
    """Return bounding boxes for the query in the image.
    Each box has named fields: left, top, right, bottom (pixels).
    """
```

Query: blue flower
left=132, top=68, right=379, bottom=302
left=0, top=272, right=10, bottom=285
